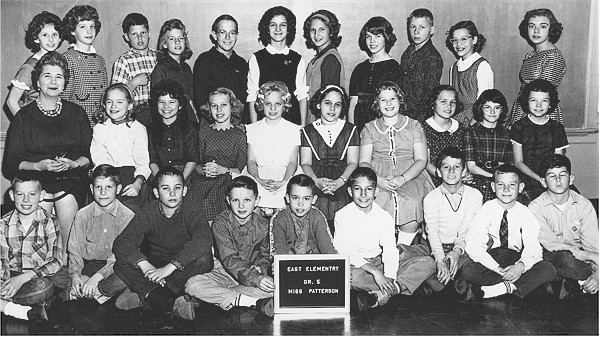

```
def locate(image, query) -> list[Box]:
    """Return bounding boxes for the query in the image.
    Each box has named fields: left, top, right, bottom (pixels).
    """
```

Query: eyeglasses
left=450, top=36, right=472, bottom=45
left=216, top=30, right=237, bottom=38
left=482, top=105, right=503, bottom=113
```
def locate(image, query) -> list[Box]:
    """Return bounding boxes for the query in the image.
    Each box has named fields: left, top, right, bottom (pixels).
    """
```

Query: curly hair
left=200, top=87, right=243, bottom=125
left=359, top=17, right=397, bottom=55
left=539, top=153, right=571, bottom=176
left=473, top=89, right=508, bottom=125
left=309, top=85, right=349, bottom=119
left=371, top=81, right=407, bottom=116
left=303, top=10, right=342, bottom=50
left=31, top=51, right=69, bottom=91
left=426, top=85, right=464, bottom=118
left=96, top=83, right=136, bottom=125
left=518, top=79, right=560, bottom=116
left=445, top=21, right=486, bottom=57
left=258, top=6, right=296, bottom=47
left=62, top=5, right=101, bottom=44
left=157, top=19, right=193, bottom=61
left=25, top=11, right=64, bottom=52
left=518, top=8, right=563, bottom=45
left=254, top=81, right=292, bottom=117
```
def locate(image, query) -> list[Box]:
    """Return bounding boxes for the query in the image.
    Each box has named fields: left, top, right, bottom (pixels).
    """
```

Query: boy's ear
left=284, top=194, right=290, bottom=204
left=116, top=184, right=123, bottom=195
left=183, top=186, right=188, bottom=197
left=89, top=183, right=94, bottom=194
left=490, top=181, right=496, bottom=193
left=311, top=194, right=318, bottom=205
left=569, top=174, right=575, bottom=186
left=38, top=190, right=46, bottom=202
left=8, top=190, right=14, bottom=202
left=123, top=33, right=130, bottom=44
left=225, top=196, right=231, bottom=206
left=436, top=168, right=442, bottom=178
left=153, top=188, right=159, bottom=199
left=210, top=31, right=218, bottom=41
left=518, top=182, right=525, bottom=193
left=540, top=178, right=548, bottom=189
left=254, top=195, right=261, bottom=208
left=430, top=25, right=435, bottom=36
left=347, top=186, right=352, bottom=197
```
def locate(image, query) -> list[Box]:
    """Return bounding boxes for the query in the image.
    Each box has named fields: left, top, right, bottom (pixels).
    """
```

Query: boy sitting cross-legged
left=66, top=164, right=134, bottom=303
left=1, top=172, right=66, bottom=322
left=113, top=166, right=213, bottom=320
left=272, top=174, right=337, bottom=255
left=459, top=164, right=557, bottom=301
left=529, top=154, right=598, bottom=297
left=185, top=176, right=275, bottom=317
left=333, top=167, right=436, bottom=311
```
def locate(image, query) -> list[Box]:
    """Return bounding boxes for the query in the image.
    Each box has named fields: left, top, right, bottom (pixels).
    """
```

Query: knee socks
left=482, top=281, right=517, bottom=298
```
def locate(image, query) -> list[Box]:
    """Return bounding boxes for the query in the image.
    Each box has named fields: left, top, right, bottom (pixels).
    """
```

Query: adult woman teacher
left=3, top=51, right=92, bottom=258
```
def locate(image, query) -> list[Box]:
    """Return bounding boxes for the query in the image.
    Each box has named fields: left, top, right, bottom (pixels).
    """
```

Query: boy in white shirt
left=459, top=164, right=557, bottom=301
left=333, top=167, right=435, bottom=311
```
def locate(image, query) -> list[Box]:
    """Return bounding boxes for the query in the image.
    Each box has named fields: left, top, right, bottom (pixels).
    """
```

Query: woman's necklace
left=36, top=98, right=62, bottom=117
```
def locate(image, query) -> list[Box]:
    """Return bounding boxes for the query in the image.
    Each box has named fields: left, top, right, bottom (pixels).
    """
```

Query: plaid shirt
left=111, top=48, right=158, bottom=105
left=464, top=123, right=513, bottom=173
left=1, top=209, right=62, bottom=282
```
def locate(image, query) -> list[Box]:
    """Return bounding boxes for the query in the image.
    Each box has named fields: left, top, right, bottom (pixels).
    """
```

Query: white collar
left=72, top=44, right=97, bottom=54
left=457, top=52, right=482, bottom=69
left=266, top=44, right=290, bottom=55
left=374, top=116, right=409, bottom=134
left=527, top=114, right=550, bottom=125
left=426, top=117, right=459, bottom=133
left=313, top=119, right=345, bottom=147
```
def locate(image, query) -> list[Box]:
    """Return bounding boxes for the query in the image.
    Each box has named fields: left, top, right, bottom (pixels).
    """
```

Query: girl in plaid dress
left=191, top=88, right=247, bottom=224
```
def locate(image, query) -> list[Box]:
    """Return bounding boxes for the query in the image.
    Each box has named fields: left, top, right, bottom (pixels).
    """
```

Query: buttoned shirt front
left=111, top=48, right=158, bottom=104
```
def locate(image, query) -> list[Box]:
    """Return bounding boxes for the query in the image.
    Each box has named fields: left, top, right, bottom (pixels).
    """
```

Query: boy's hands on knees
left=145, top=264, right=176, bottom=285
left=446, top=249, right=461, bottom=278
left=82, top=273, right=104, bottom=298
left=501, top=262, right=525, bottom=283
left=71, top=274, right=85, bottom=298
left=583, top=271, right=599, bottom=294
left=436, top=260, right=451, bottom=285
left=1, top=271, right=35, bottom=299
left=257, top=275, right=275, bottom=293
left=373, top=272, right=396, bottom=295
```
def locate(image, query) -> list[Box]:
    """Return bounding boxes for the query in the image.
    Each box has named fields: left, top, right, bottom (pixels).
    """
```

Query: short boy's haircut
left=157, top=19, right=193, bottom=61
left=348, top=167, right=377, bottom=187
left=303, top=10, right=342, bottom=50
left=309, top=85, right=349, bottom=119
left=225, top=175, right=259, bottom=198
left=25, top=11, right=64, bottom=52
left=31, top=51, right=69, bottom=90
left=473, top=89, right=508, bottom=124
left=63, top=5, right=102, bottom=44
left=517, top=79, right=560, bottom=116
left=518, top=8, right=563, bottom=45
left=493, top=164, right=522, bottom=183
left=153, top=166, right=184, bottom=188
left=11, top=171, right=43, bottom=191
left=286, top=174, right=316, bottom=195
left=122, top=13, right=149, bottom=33
left=538, top=154, right=571, bottom=177
left=407, top=8, right=434, bottom=26
left=426, top=85, right=464, bottom=118
left=359, top=16, right=397, bottom=55
left=434, top=146, right=465, bottom=169
left=445, top=20, right=486, bottom=56
left=254, top=81, right=292, bottom=116
left=91, top=164, right=121, bottom=185
left=210, top=15, right=239, bottom=45
left=371, top=81, right=407, bottom=115
left=258, top=6, right=296, bottom=47
left=96, top=83, right=135, bottom=124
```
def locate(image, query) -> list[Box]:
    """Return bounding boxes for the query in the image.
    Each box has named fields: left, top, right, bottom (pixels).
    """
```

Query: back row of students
left=1, top=149, right=596, bottom=322
left=7, top=5, right=567, bottom=131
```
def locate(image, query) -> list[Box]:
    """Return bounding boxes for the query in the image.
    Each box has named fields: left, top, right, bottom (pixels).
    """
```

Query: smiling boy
left=272, top=174, right=336, bottom=255
left=186, top=176, right=275, bottom=317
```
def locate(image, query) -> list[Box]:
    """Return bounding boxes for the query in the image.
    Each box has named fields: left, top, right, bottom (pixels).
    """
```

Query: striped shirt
left=1, top=209, right=63, bottom=282
left=111, top=48, right=158, bottom=105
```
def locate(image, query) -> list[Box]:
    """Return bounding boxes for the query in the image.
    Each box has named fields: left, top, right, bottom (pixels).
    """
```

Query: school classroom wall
left=1, top=0, right=598, bottom=206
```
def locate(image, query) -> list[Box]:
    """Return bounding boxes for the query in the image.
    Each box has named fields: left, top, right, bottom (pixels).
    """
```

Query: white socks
left=4, top=302, right=32, bottom=320
left=234, top=293, right=259, bottom=307
left=397, top=231, right=417, bottom=246
left=482, top=281, right=517, bottom=298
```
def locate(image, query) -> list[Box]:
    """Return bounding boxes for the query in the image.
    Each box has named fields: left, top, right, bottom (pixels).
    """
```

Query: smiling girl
left=348, top=17, right=402, bottom=133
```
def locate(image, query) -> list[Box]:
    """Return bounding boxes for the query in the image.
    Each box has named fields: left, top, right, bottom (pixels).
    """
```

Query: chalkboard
left=274, top=254, right=350, bottom=314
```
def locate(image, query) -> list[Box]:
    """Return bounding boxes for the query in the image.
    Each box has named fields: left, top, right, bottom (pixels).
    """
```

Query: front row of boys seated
left=1, top=151, right=597, bottom=323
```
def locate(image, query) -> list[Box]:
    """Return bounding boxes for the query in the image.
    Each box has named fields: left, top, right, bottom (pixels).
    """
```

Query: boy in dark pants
left=459, top=164, right=557, bottom=300
left=113, top=166, right=213, bottom=319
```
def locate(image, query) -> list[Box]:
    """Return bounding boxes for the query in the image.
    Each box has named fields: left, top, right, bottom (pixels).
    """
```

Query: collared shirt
left=466, top=199, right=543, bottom=272
left=91, top=120, right=151, bottom=179
left=272, top=207, right=336, bottom=255
left=424, top=185, right=482, bottom=262
left=529, top=190, right=599, bottom=254
left=313, top=118, right=345, bottom=148
left=247, top=44, right=309, bottom=102
left=464, top=123, right=512, bottom=172
left=333, top=202, right=399, bottom=279
left=148, top=118, right=199, bottom=167
left=212, top=210, right=271, bottom=287
left=449, top=52, right=493, bottom=97
left=151, top=55, right=194, bottom=100
left=111, top=48, right=159, bottom=104
left=1, top=209, right=62, bottom=282
left=68, top=200, right=135, bottom=278
left=193, top=47, right=248, bottom=108
left=400, top=39, right=443, bottom=122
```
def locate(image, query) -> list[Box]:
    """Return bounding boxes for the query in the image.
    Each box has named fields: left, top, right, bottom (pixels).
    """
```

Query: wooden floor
left=1, top=289, right=597, bottom=335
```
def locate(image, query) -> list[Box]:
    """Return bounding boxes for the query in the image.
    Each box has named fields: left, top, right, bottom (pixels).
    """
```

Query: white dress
left=245, top=118, right=302, bottom=208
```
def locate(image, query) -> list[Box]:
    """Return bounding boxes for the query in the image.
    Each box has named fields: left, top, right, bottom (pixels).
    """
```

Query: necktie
left=499, top=209, right=509, bottom=248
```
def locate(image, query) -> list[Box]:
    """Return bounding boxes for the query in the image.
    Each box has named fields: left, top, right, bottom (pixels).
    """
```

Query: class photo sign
left=274, top=254, right=350, bottom=314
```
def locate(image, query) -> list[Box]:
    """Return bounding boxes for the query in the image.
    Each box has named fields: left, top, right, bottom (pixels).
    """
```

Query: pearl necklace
left=36, top=98, right=62, bottom=117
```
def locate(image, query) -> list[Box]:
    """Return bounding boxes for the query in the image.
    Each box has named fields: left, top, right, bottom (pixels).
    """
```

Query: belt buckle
left=484, top=161, right=493, bottom=169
